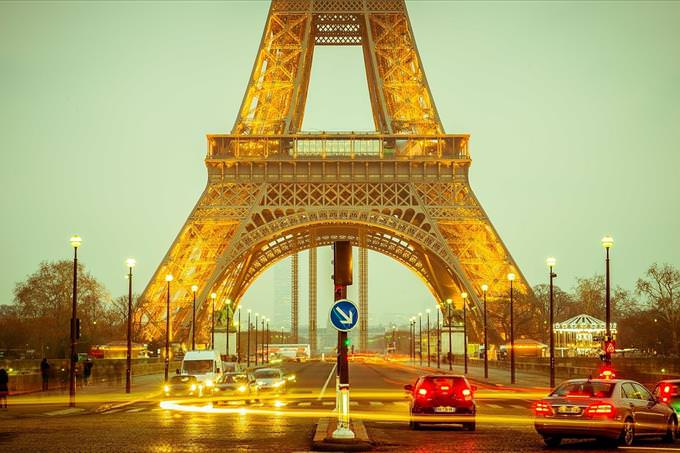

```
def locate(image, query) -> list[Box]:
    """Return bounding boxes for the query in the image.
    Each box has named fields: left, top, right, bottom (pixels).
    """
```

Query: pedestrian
left=0, top=368, right=8, bottom=408
left=83, top=358, right=93, bottom=386
left=40, top=358, right=50, bottom=391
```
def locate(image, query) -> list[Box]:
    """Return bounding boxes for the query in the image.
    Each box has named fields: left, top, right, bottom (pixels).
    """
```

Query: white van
left=180, top=350, right=221, bottom=388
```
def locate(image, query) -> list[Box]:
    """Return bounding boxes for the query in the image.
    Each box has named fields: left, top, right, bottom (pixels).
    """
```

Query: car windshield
left=219, top=374, right=247, bottom=384
left=551, top=381, right=614, bottom=398
left=170, top=375, right=197, bottom=384
left=183, top=360, right=213, bottom=374
left=254, top=369, right=281, bottom=379
left=419, top=376, right=467, bottom=390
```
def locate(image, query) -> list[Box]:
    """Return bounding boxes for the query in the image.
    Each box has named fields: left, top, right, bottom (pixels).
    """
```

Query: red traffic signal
left=604, top=340, right=616, bottom=354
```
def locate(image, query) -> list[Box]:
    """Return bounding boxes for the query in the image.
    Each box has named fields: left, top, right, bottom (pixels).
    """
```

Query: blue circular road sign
left=329, top=299, right=359, bottom=332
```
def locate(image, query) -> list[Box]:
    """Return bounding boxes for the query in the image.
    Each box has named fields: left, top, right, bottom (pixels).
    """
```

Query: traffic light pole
left=333, top=241, right=354, bottom=440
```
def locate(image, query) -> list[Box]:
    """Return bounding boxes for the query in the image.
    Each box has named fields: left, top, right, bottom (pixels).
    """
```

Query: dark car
left=404, top=375, right=476, bottom=430
left=212, top=372, right=258, bottom=403
left=534, top=378, right=678, bottom=447
left=163, top=375, right=201, bottom=398
left=654, top=380, right=680, bottom=414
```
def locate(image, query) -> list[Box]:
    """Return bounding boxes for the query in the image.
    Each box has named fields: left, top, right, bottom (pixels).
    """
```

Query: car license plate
left=557, top=405, right=581, bottom=414
left=434, top=406, right=456, bottom=413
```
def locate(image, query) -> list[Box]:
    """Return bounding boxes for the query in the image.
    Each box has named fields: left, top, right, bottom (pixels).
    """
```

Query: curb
left=311, top=417, right=372, bottom=451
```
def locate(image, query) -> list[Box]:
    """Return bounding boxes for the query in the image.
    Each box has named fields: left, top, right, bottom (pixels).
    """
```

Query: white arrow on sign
left=335, top=306, right=354, bottom=325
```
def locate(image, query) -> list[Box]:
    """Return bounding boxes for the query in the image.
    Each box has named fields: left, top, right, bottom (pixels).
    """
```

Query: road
left=0, top=359, right=677, bottom=452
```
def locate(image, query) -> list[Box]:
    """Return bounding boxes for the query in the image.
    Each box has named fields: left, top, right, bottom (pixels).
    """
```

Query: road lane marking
left=485, top=403, right=502, bottom=409
left=317, top=362, right=337, bottom=400
left=297, top=402, right=311, bottom=407
left=350, top=401, right=359, bottom=406
left=510, top=404, right=527, bottom=410
left=44, top=408, right=85, bottom=416
left=369, top=402, right=384, bottom=407
left=126, top=408, right=144, bottom=413
left=322, top=401, right=335, bottom=406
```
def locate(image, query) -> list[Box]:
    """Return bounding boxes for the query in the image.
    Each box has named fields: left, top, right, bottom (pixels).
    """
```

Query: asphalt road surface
left=0, top=359, right=677, bottom=452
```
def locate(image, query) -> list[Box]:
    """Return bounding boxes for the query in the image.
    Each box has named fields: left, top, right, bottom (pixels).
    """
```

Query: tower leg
left=291, top=253, right=299, bottom=344
left=359, top=246, right=368, bottom=352
left=309, top=248, right=317, bottom=355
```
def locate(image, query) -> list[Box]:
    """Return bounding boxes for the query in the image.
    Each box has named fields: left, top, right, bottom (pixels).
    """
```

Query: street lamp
left=164, top=274, right=173, bottom=382
left=237, top=306, right=241, bottom=363
left=462, top=292, right=468, bottom=374
left=210, top=293, right=217, bottom=350
left=507, top=272, right=516, bottom=384
left=481, top=284, right=489, bottom=379
left=426, top=309, right=431, bottom=367
left=191, top=285, right=198, bottom=351
left=266, top=318, right=270, bottom=363
left=247, top=309, right=252, bottom=367
left=435, top=308, right=440, bottom=369
left=601, top=235, right=614, bottom=366
left=68, top=234, right=82, bottom=407
left=418, top=312, right=423, bottom=366
left=254, top=312, right=259, bottom=366
left=260, top=315, right=265, bottom=364
left=225, top=299, right=232, bottom=361
left=125, top=258, right=136, bottom=394
left=546, top=257, right=557, bottom=388
left=446, top=299, right=453, bottom=371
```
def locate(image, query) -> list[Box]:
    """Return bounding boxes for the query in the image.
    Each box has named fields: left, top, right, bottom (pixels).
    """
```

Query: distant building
left=554, top=314, right=617, bottom=357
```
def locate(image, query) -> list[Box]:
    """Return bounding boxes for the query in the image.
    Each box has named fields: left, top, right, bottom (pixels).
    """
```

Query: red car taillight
left=584, top=403, right=615, bottom=418
left=533, top=401, right=553, bottom=416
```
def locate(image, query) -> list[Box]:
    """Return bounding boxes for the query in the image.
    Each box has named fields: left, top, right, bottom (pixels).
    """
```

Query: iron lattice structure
left=137, top=0, right=532, bottom=345
left=308, top=248, right=317, bottom=353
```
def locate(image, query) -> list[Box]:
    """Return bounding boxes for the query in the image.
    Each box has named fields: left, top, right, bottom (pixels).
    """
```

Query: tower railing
left=207, top=133, right=469, bottom=160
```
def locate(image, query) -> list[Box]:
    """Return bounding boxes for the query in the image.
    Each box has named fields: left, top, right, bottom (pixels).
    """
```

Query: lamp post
left=261, top=316, right=265, bottom=364
left=225, top=299, right=231, bottom=361
left=247, top=309, right=251, bottom=367
left=237, top=306, right=241, bottom=363
left=446, top=299, right=453, bottom=371
left=418, top=312, right=423, bottom=366
left=266, top=318, right=270, bottom=363
left=547, top=257, right=557, bottom=388
left=254, top=313, right=259, bottom=366
left=436, top=308, right=441, bottom=369
left=481, top=284, right=489, bottom=379
left=601, top=236, right=614, bottom=366
left=281, top=326, right=284, bottom=343
left=426, top=309, right=431, bottom=367
left=164, top=274, right=173, bottom=382
left=462, top=292, right=468, bottom=375
left=68, top=235, right=82, bottom=407
left=507, top=272, right=516, bottom=384
left=190, top=285, right=198, bottom=351
left=210, top=293, right=217, bottom=350
left=125, top=258, right=136, bottom=394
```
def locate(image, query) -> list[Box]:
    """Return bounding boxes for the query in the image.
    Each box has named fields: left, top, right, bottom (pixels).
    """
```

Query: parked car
left=654, top=380, right=680, bottom=414
left=534, top=378, right=678, bottom=447
left=404, top=375, right=476, bottom=430
left=163, top=375, right=202, bottom=398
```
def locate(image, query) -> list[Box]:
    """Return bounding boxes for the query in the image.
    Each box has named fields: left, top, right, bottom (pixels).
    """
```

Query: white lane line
left=350, top=401, right=359, bottom=407
left=369, top=401, right=384, bottom=407
left=317, top=363, right=337, bottom=401
left=126, top=408, right=144, bottom=413
left=298, top=402, right=312, bottom=407
left=485, top=403, right=502, bottom=409
left=510, top=404, right=527, bottom=410
left=322, top=401, right=335, bottom=406
left=44, top=408, right=85, bottom=416
left=105, top=409, right=124, bottom=414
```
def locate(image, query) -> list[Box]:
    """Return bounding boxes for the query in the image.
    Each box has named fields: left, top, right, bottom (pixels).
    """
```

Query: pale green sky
left=1, top=1, right=679, bottom=326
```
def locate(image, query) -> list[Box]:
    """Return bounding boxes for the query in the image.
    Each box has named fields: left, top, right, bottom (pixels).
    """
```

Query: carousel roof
left=554, top=313, right=617, bottom=331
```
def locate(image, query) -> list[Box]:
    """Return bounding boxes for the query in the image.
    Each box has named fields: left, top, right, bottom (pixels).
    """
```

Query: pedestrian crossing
left=95, top=398, right=535, bottom=415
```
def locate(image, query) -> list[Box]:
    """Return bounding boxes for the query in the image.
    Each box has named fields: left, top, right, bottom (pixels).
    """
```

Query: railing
left=207, top=133, right=470, bottom=160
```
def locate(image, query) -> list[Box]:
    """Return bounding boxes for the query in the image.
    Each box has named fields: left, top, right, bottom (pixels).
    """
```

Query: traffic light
left=333, top=241, right=353, bottom=286
left=343, top=337, right=351, bottom=347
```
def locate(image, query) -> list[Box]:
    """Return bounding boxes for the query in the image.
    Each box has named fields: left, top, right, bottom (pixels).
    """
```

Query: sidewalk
left=398, top=359, right=552, bottom=391
left=0, top=373, right=164, bottom=420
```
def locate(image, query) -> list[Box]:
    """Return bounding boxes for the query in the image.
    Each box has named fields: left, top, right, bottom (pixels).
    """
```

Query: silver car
left=534, top=378, right=678, bottom=447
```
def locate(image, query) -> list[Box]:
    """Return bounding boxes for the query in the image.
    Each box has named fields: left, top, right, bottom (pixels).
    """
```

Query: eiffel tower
left=138, top=0, right=532, bottom=348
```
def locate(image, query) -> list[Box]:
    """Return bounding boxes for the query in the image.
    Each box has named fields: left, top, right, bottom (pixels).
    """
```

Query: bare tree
left=636, top=263, right=680, bottom=355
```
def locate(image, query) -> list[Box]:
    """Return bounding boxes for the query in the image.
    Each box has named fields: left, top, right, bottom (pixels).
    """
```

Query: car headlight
left=238, top=385, right=247, bottom=393
left=256, top=381, right=265, bottom=386
left=163, top=385, right=170, bottom=392
left=287, top=375, right=295, bottom=381
left=190, top=384, right=197, bottom=391
left=273, top=380, right=284, bottom=388
left=205, top=379, right=213, bottom=387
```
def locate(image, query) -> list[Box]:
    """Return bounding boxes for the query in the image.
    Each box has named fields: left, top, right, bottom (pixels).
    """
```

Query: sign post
left=331, top=241, right=357, bottom=440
